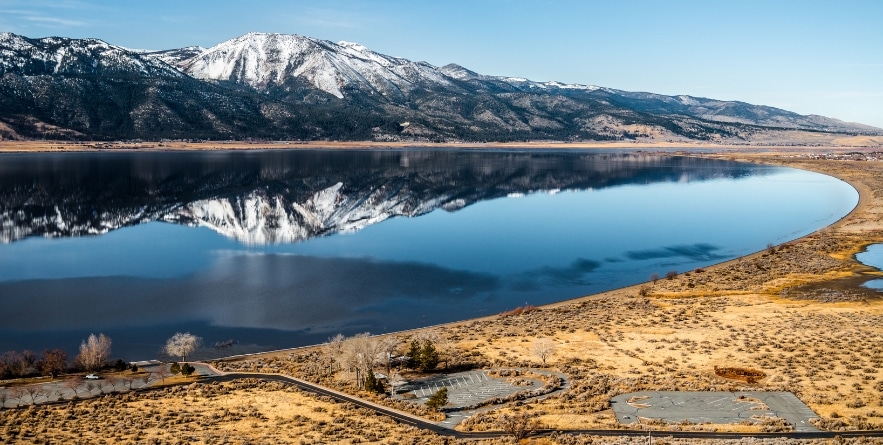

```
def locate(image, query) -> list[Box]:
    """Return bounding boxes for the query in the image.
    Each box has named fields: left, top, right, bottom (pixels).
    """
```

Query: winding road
left=211, top=372, right=883, bottom=440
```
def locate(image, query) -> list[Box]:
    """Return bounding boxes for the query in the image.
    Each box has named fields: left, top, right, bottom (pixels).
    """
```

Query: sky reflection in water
left=0, top=151, right=859, bottom=359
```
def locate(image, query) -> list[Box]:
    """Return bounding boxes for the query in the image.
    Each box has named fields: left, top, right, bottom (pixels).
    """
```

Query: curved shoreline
left=7, top=148, right=883, bottom=438
left=214, top=150, right=875, bottom=363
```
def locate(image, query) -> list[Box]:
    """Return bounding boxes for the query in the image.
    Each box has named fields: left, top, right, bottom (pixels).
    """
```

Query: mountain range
left=0, top=31, right=879, bottom=143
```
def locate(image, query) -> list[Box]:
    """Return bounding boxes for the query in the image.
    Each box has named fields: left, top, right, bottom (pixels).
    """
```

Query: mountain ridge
left=0, top=31, right=879, bottom=143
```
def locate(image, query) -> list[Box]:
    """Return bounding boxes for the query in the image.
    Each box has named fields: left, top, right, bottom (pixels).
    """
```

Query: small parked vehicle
left=85, top=373, right=100, bottom=379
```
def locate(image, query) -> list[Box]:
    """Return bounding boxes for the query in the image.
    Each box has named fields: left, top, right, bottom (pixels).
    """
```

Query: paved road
left=6, top=367, right=883, bottom=440
left=0, top=361, right=218, bottom=408
left=211, top=372, right=883, bottom=440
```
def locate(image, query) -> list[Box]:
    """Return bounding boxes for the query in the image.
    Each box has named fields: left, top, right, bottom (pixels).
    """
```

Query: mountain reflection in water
left=0, top=150, right=757, bottom=244
left=0, top=150, right=858, bottom=360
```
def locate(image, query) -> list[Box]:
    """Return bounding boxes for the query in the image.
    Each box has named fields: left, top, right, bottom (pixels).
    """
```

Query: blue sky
left=2, top=0, right=881, bottom=129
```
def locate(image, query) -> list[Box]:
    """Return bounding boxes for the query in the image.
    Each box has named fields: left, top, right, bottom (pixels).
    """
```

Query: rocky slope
left=0, top=31, right=878, bottom=142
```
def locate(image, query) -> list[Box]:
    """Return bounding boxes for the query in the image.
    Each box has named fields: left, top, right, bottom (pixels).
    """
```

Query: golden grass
left=1, top=380, right=465, bottom=444
left=7, top=149, right=883, bottom=444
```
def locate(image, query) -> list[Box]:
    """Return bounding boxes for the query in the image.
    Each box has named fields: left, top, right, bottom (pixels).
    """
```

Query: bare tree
left=8, top=387, right=24, bottom=407
left=22, top=385, right=46, bottom=405
left=77, top=333, right=112, bottom=372
left=84, top=381, right=97, bottom=396
left=378, top=336, right=401, bottom=377
left=2, top=350, right=35, bottom=377
left=20, top=350, right=37, bottom=376
left=164, top=332, right=203, bottom=363
left=433, top=334, right=456, bottom=370
left=138, top=372, right=152, bottom=388
left=387, top=369, right=407, bottom=396
left=153, top=366, right=171, bottom=385
left=531, top=338, right=557, bottom=366
left=498, top=412, right=541, bottom=441
left=324, top=333, right=346, bottom=376
left=105, top=375, right=121, bottom=392
left=40, top=349, right=68, bottom=377
left=0, top=390, right=8, bottom=409
left=63, top=376, right=83, bottom=398
left=342, top=333, right=384, bottom=389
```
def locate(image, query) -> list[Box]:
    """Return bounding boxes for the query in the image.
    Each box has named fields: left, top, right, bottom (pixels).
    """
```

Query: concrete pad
left=610, top=391, right=820, bottom=432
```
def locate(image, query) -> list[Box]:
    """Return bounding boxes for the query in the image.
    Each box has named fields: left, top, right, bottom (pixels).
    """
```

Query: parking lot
left=396, top=370, right=543, bottom=408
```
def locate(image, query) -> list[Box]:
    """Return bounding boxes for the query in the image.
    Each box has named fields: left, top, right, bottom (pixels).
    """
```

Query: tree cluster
left=406, top=339, right=440, bottom=372
left=320, top=330, right=454, bottom=394
left=0, top=349, right=67, bottom=379
left=169, top=362, right=195, bottom=376
left=2, top=334, right=116, bottom=379
left=326, top=333, right=397, bottom=392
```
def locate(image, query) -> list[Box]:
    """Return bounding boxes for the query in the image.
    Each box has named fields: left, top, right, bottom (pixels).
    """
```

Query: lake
left=0, top=149, right=858, bottom=360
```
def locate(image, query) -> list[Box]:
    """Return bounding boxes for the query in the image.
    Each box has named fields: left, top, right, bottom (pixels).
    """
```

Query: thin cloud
left=22, top=15, right=89, bottom=27
left=0, top=7, right=90, bottom=28
left=281, top=7, right=381, bottom=30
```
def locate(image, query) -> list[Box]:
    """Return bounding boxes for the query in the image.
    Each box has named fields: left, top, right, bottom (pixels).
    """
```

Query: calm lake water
left=0, top=150, right=858, bottom=360
left=857, top=244, right=883, bottom=290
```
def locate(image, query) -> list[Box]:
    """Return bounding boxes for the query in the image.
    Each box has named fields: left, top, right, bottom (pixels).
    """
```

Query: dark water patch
left=523, top=258, right=603, bottom=285
left=624, top=243, right=728, bottom=262
left=0, top=254, right=501, bottom=359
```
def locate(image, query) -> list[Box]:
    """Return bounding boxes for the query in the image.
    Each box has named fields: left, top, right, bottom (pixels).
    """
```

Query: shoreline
left=208, top=150, right=883, bottom=432
left=1, top=139, right=881, bottom=153
left=7, top=146, right=883, bottom=436
left=211, top=148, right=877, bottom=363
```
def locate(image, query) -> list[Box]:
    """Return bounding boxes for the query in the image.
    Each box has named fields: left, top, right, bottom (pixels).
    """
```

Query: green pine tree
left=419, top=340, right=439, bottom=372
left=407, top=340, right=422, bottom=369
left=425, top=387, right=448, bottom=410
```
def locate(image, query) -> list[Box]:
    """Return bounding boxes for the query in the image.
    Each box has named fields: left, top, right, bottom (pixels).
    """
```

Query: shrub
left=363, top=373, right=384, bottom=394
left=425, top=387, right=447, bottom=410
left=170, top=362, right=181, bottom=375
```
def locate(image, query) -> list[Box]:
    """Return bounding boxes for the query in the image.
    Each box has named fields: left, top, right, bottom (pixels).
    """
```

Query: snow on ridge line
left=182, top=32, right=456, bottom=98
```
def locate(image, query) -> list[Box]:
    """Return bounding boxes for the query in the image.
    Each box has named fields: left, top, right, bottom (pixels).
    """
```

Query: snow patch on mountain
left=181, top=32, right=458, bottom=99
left=0, top=32, right=183, bottom=78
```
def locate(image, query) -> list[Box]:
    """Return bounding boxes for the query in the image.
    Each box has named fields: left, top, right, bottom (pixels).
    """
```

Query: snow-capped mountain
left=0, top=32, right=182, bottom=78
left=144, top=46, right=206, bottom=67
left=0, top=31, right=879, bottom=142
left=177, top=32, right=460, bottom=100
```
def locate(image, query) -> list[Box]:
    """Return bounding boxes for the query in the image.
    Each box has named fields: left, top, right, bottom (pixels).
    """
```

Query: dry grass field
left=213, top=152, right=883, bottom=438
left=5, top=149, right=883, bottom=444
left=0, top=379, right=467, bottom=445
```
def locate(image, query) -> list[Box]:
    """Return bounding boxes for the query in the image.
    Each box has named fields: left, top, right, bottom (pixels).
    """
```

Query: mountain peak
left=337, top=41, right=369, bottom=52
left=0, top=31, right=879, bottom=142
left=440, top=63, right=480, bottom=80
left=0, top=33, right=182, bottom=78
left=182, top=32, right=456, bottom=100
